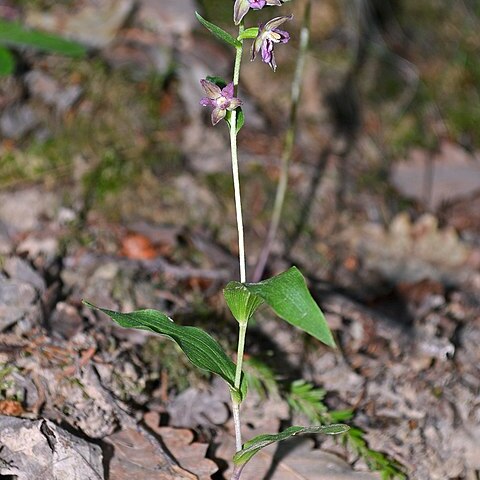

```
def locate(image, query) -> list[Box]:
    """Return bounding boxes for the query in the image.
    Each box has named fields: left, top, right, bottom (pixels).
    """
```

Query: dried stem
left=252, top=0, right=311, bottom=282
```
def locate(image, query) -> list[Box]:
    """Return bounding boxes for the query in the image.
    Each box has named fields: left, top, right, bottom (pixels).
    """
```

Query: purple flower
left=251, top=15, right=292, bottom=72
left=234, top=0, right=282, bottom=25
left=200, top=79, right=243, bottom=126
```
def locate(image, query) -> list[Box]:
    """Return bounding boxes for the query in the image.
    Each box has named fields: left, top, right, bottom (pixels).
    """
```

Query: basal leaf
left=195, top=12, right=241, bottom=49
left=0, top=20, right=86, bottom=57
left=233, top=424, right=349, bottom=466
left=83, top=301, right=247, bottom=401
left=0, top=46, right=15, bottom=76
left=224, top=281, right=263, bottom=324
left=244, top=267, right=336, bottom=347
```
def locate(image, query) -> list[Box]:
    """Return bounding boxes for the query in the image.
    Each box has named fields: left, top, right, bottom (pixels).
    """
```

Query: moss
left=0, top=364, right=22, bottom=402
left=2, top=57, right=183, bottom=214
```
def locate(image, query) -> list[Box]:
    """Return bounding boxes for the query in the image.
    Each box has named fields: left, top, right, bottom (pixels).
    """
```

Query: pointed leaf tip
left=83, top=301, right=247, bottom=401
left=233, top=424, right=349, bottom=466
left=195, top=12, right=242, bottom=49
left=243, top=267, right=336, bottom=348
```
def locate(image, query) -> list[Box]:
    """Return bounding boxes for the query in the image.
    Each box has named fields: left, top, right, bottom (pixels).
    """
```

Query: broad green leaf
left=224, top=281, right=264, bottom=324
left=233, top=424, right=349, bottom=466
left=195, top=12, right=241, bottom=49
left=83, top=301, right=247, bottom=401
left=0, top=46, right=15, bottom=76
left=238, top=27, right=259, bottom=40
left=244, top=267, right=336, bottom=347
left=0, top=20, right=86, bottom=57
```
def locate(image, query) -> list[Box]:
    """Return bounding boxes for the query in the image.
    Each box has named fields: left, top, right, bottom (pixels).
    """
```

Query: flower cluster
left=200, top=0, right=292, bottom=125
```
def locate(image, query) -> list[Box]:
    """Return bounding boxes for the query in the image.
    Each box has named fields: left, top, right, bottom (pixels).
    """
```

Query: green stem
left=231, top=322, right=247, bottom=453
left=231, top=401, right=242, bottom=453
left=231, top=24, right=246, bottom=284
left=230, top=117, right=246, bottom=284
left=233, top=24, right=244, bottom=89
left=234, top=323, right=247, bottom=388
left=229, top=23, right=246, bottom=458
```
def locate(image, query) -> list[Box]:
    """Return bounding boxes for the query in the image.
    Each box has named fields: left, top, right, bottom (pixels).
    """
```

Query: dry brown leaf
left=105, top=426, right=196, bottom=479
left=441, top=191, right=480, bottom=234
left=343, top=212, right=473, bottom=285
left=120, top=233, right=158, bottom=259
left=0, top=399, right=24, bottom=416
left=166, top=386, right=230, bottom=429
left=390, top=141, right=480, bottom=210
left=144, top=411, right=218, bottom=479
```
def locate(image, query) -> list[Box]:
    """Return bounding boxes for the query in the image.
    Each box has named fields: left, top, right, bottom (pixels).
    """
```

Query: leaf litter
left=0, top=0, right=480, bottom=479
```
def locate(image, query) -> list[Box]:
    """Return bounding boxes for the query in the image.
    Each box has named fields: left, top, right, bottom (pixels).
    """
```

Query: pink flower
left=251, top=15, right=292, bottom=71
left=200, top=80, right=243, bottom=125
left=234, top=0, right=282, bottom=25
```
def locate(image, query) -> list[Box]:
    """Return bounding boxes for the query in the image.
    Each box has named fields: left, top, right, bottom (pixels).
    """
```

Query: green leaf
left=195, top=12, right=241, bottom=49
left=206, top=75, right=227, bottom=88
left=233, top=424, right=349, bottom=466
left=0, top=46, right=15, bottom=76
left=287, top=380, right=328, bottom=423
left=83, top=301, right=247, bottom=401
left=243, top=267, right=336, bottom=347
left=0, top=20, right=86, bottom=57
left=330, top=409, right=354, bottom=422
left=224, top=281, right=263, bottom=324
left=243, top=357, right=279, bottom=399
left=236, top=108, right=245, bottom=133
left=225, top=107, right=245, bottom=134
left=238, top=27, right=259, bottom=40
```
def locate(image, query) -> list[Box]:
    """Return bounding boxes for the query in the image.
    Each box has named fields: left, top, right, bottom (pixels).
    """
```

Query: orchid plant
left=85, top=1, right=349, bottom=478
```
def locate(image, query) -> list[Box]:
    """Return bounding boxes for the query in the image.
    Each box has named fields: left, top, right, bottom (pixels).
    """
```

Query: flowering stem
left=231, top=464, right=245, bottom=480
left=230, top=25, right=246, bottom=285
left=252, top=1, right=311, bottom=282
left=231, top=321, right=247, bottom=453
left=233, top=24, right=244, bottom=90
left=230, top=23, right=246, bottom=457
left=229, top=116, right=246, bottom=284
left=234, top=323, right=247, bottom=388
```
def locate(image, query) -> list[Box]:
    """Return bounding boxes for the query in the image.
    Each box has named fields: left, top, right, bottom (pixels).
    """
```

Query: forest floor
left=0, top=0, right=479, bottom=479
